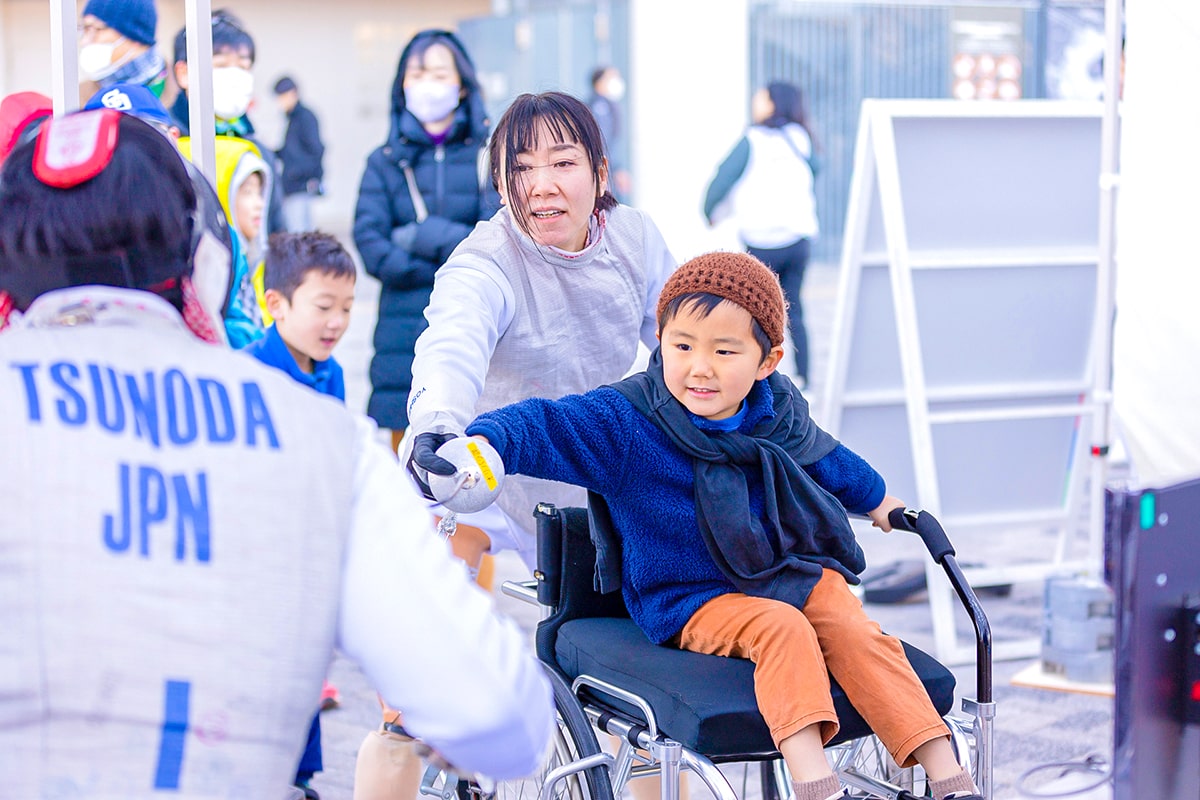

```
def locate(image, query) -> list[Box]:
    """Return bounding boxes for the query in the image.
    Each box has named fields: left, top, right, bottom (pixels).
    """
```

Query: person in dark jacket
left=273, top=76, right=325, bottom=232
left=587, top=65, right=631, bottom=199
left=352, top=29, right=499, bottom=446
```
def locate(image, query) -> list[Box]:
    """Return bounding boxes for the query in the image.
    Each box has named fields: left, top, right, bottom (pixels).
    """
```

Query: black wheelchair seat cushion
left=555, top=617, right=956, bottom=757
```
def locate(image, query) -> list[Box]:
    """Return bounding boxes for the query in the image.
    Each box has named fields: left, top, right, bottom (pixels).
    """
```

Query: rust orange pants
left=677, top=568, right=949, bottom=768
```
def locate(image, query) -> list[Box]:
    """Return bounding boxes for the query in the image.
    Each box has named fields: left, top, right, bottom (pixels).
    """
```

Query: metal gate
left=457, top=0, right=632, bottom=175
left=750, top=0, right=1107, bottom=262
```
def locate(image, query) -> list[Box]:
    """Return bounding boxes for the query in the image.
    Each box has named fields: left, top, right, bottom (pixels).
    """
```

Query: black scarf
left=606, top=348, right=865, bottom=607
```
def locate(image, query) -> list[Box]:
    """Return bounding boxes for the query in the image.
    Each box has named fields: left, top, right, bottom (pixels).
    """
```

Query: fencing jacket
left=0, top=287, right=552, bottom=797
left=407, top=205, right=677, bottom=537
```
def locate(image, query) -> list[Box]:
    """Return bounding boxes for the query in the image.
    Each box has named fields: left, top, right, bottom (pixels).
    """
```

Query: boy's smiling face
left=659, top=299, right=784, bottom=421
left=265, top=269, right=356, bottom=374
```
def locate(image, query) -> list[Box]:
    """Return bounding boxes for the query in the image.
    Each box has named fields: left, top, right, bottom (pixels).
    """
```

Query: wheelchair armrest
left=501, top=579, right=538, bottom=606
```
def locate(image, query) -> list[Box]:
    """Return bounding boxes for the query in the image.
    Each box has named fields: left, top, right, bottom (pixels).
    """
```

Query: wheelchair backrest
left=533, top=504, right=630, bottom=667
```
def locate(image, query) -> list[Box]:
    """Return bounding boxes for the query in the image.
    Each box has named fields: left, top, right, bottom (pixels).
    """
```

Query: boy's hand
left=868, top=495, right=906, bottom=532
left=407, top=432, right=459, bottom=500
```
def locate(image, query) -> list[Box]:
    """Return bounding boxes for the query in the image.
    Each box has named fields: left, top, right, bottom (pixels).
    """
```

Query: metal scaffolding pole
left=185, top=0, right=217, bottom=187
left=48, top=0, right=78, bottom=115
left=1087, top=0, right=1123, bottom=576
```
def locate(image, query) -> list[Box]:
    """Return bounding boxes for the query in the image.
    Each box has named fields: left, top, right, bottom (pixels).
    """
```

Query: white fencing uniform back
left=0, top=296, right=354, bottom=796
left=0, top=288, right=555, bottom=797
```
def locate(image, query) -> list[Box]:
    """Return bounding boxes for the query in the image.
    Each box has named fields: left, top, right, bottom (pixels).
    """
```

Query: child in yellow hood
left=177, top=135, right=272, bottom=344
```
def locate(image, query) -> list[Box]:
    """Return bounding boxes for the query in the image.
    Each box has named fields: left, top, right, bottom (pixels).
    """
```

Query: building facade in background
left=2, top=0, right=1105, bottom=262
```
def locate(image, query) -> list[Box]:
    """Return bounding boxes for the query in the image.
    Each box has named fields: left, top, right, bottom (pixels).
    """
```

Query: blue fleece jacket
left=241, top=323, right=345, bottom=402
left=467, top=377, right=885, bottom=644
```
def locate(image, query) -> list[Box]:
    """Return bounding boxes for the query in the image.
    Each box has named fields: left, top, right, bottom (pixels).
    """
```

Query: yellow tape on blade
left=466, top=440, right=498, bottom=491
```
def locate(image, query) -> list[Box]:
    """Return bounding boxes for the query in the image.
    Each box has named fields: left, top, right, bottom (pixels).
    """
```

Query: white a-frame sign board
left=820, top=100, right=1108, bottom=665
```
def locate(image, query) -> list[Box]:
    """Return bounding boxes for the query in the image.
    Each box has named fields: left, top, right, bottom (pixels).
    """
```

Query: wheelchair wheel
left=468, top=667, right=614, bottom=800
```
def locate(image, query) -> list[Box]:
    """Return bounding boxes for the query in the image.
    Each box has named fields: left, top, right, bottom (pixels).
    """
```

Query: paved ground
left=306, top=236, right=1116, bottom=800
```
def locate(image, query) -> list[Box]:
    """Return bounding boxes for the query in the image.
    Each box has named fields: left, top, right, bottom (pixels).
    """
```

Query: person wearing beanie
left=458, top=251, right=985, bottom=800
left=78, top=0, right=167, bottom=97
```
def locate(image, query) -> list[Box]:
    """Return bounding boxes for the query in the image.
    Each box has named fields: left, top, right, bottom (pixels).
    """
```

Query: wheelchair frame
left=485, top=504, right=994, bottom=800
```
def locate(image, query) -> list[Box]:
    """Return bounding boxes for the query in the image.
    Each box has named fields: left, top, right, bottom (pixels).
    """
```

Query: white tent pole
left=48, top=0, right=79, bottom=115
left=185, top=0, right=216, bottom=187
left=1088, top=0, right=1123, bottom=576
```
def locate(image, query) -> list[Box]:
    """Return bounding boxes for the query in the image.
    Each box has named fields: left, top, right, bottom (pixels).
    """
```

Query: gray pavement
left=307, top=236, right=1115, bottom=800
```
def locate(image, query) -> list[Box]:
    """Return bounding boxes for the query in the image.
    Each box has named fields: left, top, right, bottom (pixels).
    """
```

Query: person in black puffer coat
left=353, top=29, right=499, bottom=445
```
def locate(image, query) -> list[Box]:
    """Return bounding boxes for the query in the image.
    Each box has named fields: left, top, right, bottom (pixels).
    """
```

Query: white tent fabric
left=1112, top=0, right=1200, bottom=488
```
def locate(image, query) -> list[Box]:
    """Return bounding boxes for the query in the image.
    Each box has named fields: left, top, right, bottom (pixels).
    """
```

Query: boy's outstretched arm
left=466, top=389, right=634, bottom=497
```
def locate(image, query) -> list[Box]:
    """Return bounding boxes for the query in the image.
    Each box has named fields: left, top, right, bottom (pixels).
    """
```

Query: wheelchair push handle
left=888, top=507, right=955, bottom=565
left=535, top=504, right=564, bottom=608
left=887, top=507, right=993, bottom=707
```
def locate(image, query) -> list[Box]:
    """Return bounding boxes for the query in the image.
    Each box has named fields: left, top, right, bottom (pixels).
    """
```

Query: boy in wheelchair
left=444, top=252, right=983, bottom=800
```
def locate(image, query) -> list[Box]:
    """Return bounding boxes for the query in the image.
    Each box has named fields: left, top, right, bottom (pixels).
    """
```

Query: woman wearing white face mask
left=352, top=30, right=499, bottom=450
left=77, top=0, right=168, bottom=99
left=351, top=29, right=502, bottom=799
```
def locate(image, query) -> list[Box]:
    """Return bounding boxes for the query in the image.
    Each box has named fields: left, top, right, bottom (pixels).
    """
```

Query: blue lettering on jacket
left=199, top=378, right=235, bottom=444
left=102, top=463, right=211, bottom=562
left=12, top=363, right=41, bottom=421
left=164, top=369, right=197, bottom=445
left=9, top=361, right=280, bottom=450
left=243, top=382, right=279, bottom=449
left=126, top=370, right=160, bottom=448
left=50, top=362, right=86, bottom=425
left=88, top=365, right=126, bottom=433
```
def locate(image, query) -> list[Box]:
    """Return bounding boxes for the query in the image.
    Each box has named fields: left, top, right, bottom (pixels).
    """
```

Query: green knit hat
left=657, top=251, right=788, bottom=346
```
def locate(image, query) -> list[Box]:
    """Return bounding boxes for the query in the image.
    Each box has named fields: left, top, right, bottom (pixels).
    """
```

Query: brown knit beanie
left=656, top=251, right=788, bottom=346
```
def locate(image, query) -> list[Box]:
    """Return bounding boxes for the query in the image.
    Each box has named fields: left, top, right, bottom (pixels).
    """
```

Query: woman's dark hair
left=264, top=231, right=356, bottom=302
left=0, top=114, right=196, bottom=310
left=489, top=91, right=618, bottom=241
left=761, top=81, right=812, bottom=136
left=657, top=293, right=774, bottom=361
left=399, top=30, right=481, bottom=107
left=590, top=65, right=614, bottom=89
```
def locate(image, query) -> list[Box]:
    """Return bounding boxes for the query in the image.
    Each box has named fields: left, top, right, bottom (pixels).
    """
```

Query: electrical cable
left=1014, top=754, right=1112, bottom=798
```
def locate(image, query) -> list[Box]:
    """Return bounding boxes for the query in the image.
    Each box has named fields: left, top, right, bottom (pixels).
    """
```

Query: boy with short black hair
left=456, top=252, right=982, bottom=800
left=243, top=231, right=356, bottom=399
left=240, top=231, right=356, bottom=798
left=169, top=7, right=286, bottom=235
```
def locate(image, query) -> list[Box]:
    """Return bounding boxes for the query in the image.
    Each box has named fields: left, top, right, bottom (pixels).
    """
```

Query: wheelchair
left=474, top=503, right=995, bottom=800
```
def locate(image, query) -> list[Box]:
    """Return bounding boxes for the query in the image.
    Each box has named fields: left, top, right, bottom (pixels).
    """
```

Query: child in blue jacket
left=241, top=230, right=356, bottom=799
left=455, top=252, right=982, bottom=800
